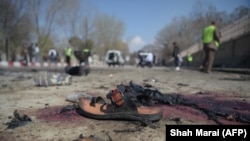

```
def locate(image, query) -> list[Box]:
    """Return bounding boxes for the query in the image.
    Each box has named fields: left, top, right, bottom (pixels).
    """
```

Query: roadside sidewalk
left=1, top=61, right=249, bottom=75
left=213, top=68, right=250, bottom=74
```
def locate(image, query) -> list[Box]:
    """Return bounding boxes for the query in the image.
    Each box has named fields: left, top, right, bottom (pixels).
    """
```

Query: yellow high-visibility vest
left=83, top=48, right=90, bottom=53
left=203, top=25, right=216, bottom=44
left=202, top=25, right=220, bottom=47
left=65, top=47, right=72, bottom=57
left=215, top=41, right=219, bottom=47
left=187, top=54, right=193, bottom=62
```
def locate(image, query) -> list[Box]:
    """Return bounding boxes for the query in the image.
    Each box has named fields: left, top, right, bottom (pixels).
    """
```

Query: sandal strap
left=107, top=85, right=138, bottom=113
left=111, top=89, right=125, bottom=106
left=90, top=96, right=106, bottom=107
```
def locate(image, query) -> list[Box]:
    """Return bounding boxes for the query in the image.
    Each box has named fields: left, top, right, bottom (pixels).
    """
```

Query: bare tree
left=81, top=15, right=96, bottom=43
left=28, top=0, right=66, bottom=53
left=68, top=36, right=82, bottom=49
left=56, top=0, right=82, bottom=39
left=112, top=40, right=129, bottom=56
left=189, top=0, right=225, bottom=41
left=229, top=6, right=250, bottom=22
left=0, top=0, right=30, bottom=60
left=55, top=0, right=97, bottom=56
left=79, top=0, right=97, bottom=42
left=92, top=14, right=127, bottom=57
left=156, top=0, right=229, bottom=60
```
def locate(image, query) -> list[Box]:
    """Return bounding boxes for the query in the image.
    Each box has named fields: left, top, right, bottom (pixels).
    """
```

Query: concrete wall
left=177, top=33, right=250, bottom=68
left=215, top=33, right=250, bottom=68
left=167, top=15, right=250, bottom=68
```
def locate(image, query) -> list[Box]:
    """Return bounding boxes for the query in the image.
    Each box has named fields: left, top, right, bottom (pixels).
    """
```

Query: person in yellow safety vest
left=81, top=48, right=91, bottom=65
left=201, top=21, right=220, bottom=73
left=65, top=46, right=73, bottom=67
left=187, top=53, right=193, bottom=68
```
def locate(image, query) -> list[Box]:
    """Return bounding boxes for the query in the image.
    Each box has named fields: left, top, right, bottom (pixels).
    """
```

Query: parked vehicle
left=105, top=50, right=125, bottom=67
left=136, top=52, right=153, bottom=68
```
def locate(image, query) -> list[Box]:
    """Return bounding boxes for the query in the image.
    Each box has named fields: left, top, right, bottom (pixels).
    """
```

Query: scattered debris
left=59, top=104, right=78, bottom=114
left=143, top=78, right=158, bottom=83
left=65, top=66, right=90, bottom=76
left=151, top=79, right=157, bottom=82
left=99, top=85, right=109, bottom=89
left=1, top=84, right=8, bottom=88
left=73, top=131, right=112, bottom=141
left=113, top=126, right=142, bottom=133
left=143, top=83, right=153, bottom=88
left=177, top=83, right=189, bottom=87
left=33, top=71, right=72, bottom=87
left=66, top=93, right=92, bottom=103
left=109, top=74, right=114, bottom=78
left=73, top=134, right=96, bottom=141
left=5, top=110, right=32, bottom=129
left=45, top=103, right=49, bottom=109
left=121, top=81, right=250, bottom=124
left=170, top=117, right=182, bottom=124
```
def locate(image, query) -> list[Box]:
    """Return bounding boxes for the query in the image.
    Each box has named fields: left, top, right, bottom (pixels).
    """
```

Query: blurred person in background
left=48, top=48, right=57, bottom=66
left=201, top=21, right=220, bottom=73
left=172, top=42, right=180, bottom=71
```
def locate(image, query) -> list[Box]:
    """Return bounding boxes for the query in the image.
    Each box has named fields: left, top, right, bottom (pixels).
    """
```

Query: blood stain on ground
left=159, top=91, right=250, bottom=125
left=31, top=105, right=87, bottom=126
left=160, top=105, right=215, bottom=124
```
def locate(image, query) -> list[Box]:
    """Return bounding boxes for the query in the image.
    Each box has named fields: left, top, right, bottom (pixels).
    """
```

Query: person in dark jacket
left=137, top=50, right=143, bottom=67
left=172, top=42, right=180, bottom=71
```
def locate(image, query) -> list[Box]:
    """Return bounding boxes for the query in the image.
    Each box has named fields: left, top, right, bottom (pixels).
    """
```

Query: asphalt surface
left=0, top=63, right=249, bottom=141
left=0, top=65, right=249, bottom=75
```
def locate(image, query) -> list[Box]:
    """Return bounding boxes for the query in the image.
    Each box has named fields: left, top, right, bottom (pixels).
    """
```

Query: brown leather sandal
left=77, top=86, right=163, bottom=122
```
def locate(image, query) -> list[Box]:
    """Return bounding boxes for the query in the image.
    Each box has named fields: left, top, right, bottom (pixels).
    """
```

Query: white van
left=105, top=50, right=125, bottom=67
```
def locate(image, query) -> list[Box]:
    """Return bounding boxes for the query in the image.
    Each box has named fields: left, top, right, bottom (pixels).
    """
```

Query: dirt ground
left=0, top=66, right=249, bottom=141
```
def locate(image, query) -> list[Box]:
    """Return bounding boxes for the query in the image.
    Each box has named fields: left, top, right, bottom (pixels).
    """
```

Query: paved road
left=1, top=64, right=249, bottom=75
left=0, top=63, right=249, bottom=141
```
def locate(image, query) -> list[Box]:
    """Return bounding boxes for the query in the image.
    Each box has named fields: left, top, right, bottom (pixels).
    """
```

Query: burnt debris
left=120, top=81, right=250, bottom=125
left=5, top=110, right=32, bottom=129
